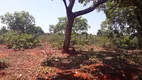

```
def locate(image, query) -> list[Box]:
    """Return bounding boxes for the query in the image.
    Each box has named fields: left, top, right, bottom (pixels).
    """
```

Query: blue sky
left=0, top=0, right=106, bottom=34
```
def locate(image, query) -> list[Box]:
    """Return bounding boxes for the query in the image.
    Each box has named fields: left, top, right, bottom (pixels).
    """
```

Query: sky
left=0, top=0, right=106, bottom=34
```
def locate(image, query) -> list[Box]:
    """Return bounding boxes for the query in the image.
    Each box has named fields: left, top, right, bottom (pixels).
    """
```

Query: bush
left=113, top=36, right=138, bottom=49
left=40, top=33, right=64, bottom=49
left=40, top=33, right=109, bottom=48
left=0, top=31, right=40, bottom=49
left=41, top=56, right=63, bottom=66
left=0, top=58, right=9, bottom=70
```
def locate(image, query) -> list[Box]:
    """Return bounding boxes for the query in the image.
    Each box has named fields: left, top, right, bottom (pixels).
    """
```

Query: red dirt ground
left=0, top=44, right=141, bottom=80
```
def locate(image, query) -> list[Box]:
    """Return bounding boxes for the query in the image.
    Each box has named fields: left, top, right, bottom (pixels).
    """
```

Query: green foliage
left=0, top=11, right=43, bottom=49
left=0, top=58, right=9, bottom=70
left=0, top=31, right=16, bottom=44
left=97, top=28, right=138, bottom=49
left=40, top=33, right=112, bottom=49
left=117, top=0, right=142, bottom=8
left=71, top=33, right=92, bottom=46
left=0, top=11, right=35, bottom=33
left=49, top=16, right=90, bottom=34
left=0, top=26, right=8, bottom=36
left=40, top=33, right=64, bottom=49
left=0, top=26, right=8, bottom=44
left=41, top=56, right=63, bottom=66
left=0, top=31, right=40, bottom=49
left=40, top=33, right=92, bottom=49
left=0, top=11, right=44, bottom=35
left=113, top=36, right=138, bottom=49
left=97, top=1, right=142, bottom=48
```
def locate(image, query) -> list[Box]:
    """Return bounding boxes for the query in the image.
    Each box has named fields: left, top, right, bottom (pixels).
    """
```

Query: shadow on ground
left=39, top=49, right=142, bottom=80
left=41, top=52, right=96, bottom=70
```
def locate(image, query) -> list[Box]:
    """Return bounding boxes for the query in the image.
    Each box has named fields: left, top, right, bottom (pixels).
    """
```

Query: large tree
left=98, top=0, right=142, bottom=47
left=60, top=0, right=108, bottom=52
left=0, top=11, right=44, bottom=35
left=49, top=16, right=90, bottom=34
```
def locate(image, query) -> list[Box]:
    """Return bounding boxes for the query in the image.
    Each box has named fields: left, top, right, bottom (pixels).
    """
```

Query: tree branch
left=68, top=0, right=75, bottom=10
left=63, top=0, right=68, bottom=9
left=74, top=0, right=107, bottom=17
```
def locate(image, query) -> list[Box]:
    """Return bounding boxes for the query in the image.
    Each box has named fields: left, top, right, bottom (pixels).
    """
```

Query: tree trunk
left=63, top=18, right=74, bottom=53
left=62, top=0, right=107, bottom=53
left=135, top=9, right=142, bottom=48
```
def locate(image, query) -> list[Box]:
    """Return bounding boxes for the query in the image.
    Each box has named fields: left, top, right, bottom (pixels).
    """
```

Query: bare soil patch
left=0, top=44, right=141, bottom=80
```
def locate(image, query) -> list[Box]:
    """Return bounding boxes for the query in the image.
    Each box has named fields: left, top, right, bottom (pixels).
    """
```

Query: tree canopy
left=49, top=16, right=90, bottom=34
left=0, top=11, right=44, bottom=35
left=98, top=0, right=142, bottom=47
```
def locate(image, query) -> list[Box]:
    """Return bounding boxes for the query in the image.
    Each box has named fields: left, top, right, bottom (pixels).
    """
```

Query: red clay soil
left=0, top=44, right=141, bottom=80
left=0, top=44, right=70, bottom=80
left=0, top=44, right=47, bottom=80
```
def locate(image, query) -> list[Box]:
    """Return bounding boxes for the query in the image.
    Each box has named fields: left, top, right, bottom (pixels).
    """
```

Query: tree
left=49, top=17, right=67, bottom=33
left=49, top=25, right=55, bottom=33
left=0, top=11, right=44, bottom=35
left=49, top=16, right=90, bottom=34
left=117, top=0, right=142, bottom=8
left=60, top=0, right=108, bottom=52
left=33, top=26, right=44, bottom=36
left=0, top=26, right=8, bottom=35
left=99, top=1, right=142, bottom=47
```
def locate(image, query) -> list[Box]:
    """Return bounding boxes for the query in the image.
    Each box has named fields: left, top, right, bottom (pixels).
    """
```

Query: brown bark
left=62, top=0, right=75, bottom=52
left=74, top=0, right=107, bottom=17
left=63, top=18, right=74, bottom=52
left=62, top=0, right=107, bottom=53
left=135, top=8, right=142, bottom=48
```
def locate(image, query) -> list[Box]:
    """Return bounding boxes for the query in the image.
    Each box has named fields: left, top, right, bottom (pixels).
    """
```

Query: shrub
left=0, top=31, right=40, bottom=49
left=0, top=31, right=16, bottom=44
left=0, top=58, right=9, bottom=70
left=41, top=56, right=63, bottom=67
left=113, top=36, right=138, bottom=49
left=39, top=33, right=64, bottom=49
left=40, top=33, right=107, bottom=48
